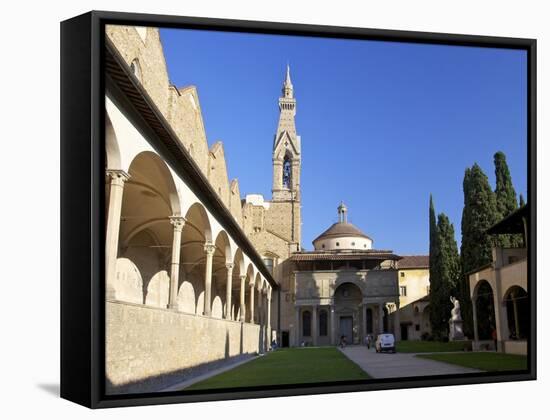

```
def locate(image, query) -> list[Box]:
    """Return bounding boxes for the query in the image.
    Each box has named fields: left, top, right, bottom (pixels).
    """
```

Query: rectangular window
left=400, top=286, right=407, bottom=297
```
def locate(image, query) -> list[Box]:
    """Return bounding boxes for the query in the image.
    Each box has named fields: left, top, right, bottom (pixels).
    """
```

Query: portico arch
left=179, top=202, right=213, bottom=315
left=503, top=286, right=528, bottom=340
left=114, top=151, right=180, bottom=307
left=333, top=282, right=363, bottom=345
left=473, top=280, right=496, bottom=340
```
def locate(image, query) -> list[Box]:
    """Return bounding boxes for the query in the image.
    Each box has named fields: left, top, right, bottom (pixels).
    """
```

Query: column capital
left=204, top=241, right=216, bottom=255
left=106, top=169, right=130, bottom=184
left=225, top=262, right=234, bottom=271
left=169, top=215, right=186, bottom=231
left=240, top=274, right=247, bottom=281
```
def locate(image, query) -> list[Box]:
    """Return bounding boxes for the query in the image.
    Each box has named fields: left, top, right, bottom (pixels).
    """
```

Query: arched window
left=263, top=257, right=274, bottom=274
left=302, top=310, right=311, bottom=337
left=282, top=156, right=292, bottom=189
left=130, top=58, right=142, bottom=83
left=319, top=310, right=328, bottom=336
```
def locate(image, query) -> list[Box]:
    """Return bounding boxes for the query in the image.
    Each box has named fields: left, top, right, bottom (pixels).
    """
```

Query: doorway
left=340, top=316, right=353, bottom=343
left=400, top=323, right=409, bottom=341
left=281, top=331, right=289, bottom=348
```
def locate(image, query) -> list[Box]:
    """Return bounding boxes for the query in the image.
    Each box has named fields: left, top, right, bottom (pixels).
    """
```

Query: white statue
left=450, top=296, right=462, bottom=321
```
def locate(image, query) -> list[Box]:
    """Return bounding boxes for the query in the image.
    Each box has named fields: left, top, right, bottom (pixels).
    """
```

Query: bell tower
left=272, top=64, right=301, bottom=202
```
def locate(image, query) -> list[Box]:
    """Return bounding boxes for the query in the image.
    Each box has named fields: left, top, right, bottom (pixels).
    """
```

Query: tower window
left=283, top=156, right=292, bottom=189
left=130, top=58, right=142, bottom=82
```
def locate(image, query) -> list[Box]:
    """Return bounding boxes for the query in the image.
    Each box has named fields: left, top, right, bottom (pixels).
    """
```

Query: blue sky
left=160, top=28, right=527, bottom=255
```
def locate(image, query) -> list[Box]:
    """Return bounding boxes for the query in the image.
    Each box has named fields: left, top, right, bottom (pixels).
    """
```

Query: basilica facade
left=104, top=25, right=430, bottom=394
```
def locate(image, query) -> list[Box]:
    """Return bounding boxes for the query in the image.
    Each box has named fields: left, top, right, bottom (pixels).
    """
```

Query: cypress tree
left=459, top=164, right=499, bottom=337
left=494, top=151, right=520, bottom=247
left=519, top=193, right=526, bottom=207
left=429, top=212, right=461, bottom=340
left=428, top=196, right=443, bottom=339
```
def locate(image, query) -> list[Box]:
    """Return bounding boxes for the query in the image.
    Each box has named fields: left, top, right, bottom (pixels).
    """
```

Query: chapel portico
left=286, top=204, right=402, bottom=346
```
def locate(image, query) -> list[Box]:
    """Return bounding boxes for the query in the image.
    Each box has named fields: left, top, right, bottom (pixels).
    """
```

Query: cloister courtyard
left=168, top=344, right=527, bottom=391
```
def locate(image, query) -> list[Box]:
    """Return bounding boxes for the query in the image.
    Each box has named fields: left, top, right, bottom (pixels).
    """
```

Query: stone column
left=312, top=305, right=318, bottom=346
left=266, top=288, right=272, bottom=350
left=239, top=275, right=246, bottom=321
left=225, top=263, right=234, bottom=320
left=105, top=170, right=130, bottom=300
left=394, top=302, right=401, bottom=341
left=203, top=241, right=215, bottom=316
left=330, top=305, right=336, bottom=345
left=249, top=282, right=255, bottom=323
left=168, top=216, right=186, bottom=309
left=378, top=303, right=384, bottom=334
left=472, top=298, right=479, bottom=344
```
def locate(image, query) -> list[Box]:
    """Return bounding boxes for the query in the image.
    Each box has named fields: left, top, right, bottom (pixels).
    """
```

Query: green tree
left=430, top=212, right=461, bottom=340
left=428, top=195, right=442, bottom=338
left=519, top=193, right=526, bottom=207
left=459, top=164, right=499, bottom=337
left=494, top=151, right=520, bottom=247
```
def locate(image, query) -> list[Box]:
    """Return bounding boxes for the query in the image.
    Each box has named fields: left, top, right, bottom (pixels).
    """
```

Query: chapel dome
left=312, top=203, right=373, bottom=251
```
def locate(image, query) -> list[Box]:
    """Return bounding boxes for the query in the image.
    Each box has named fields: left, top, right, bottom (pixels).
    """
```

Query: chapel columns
left=105, top=169, right=130, bottom=300
left=225, top=263, right=234, bottom=320
left=203, top=241, right=216, bottom=316
left=168, top=216, right=186, bottom=309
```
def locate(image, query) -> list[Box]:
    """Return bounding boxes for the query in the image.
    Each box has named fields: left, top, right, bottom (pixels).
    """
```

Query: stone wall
left=106, top=301, right=261, bottom=394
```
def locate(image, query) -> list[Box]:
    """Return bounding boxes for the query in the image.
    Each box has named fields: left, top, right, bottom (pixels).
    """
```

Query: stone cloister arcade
left=105, top=95, right=273, bottom=359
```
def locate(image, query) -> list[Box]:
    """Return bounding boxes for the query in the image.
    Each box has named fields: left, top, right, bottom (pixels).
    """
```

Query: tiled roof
left=291, top=250, right=400, bottom=261
left=397, top=255, right=429, bottom=269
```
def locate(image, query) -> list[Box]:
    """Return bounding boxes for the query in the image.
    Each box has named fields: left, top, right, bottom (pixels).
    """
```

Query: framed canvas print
left=60, top=11, right=536, bottom=408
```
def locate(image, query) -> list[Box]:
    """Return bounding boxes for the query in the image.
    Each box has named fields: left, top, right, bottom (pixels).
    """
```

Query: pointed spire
left=285, top=63, right=292, bottom=86
left=282, top=63, right=294, bottom=99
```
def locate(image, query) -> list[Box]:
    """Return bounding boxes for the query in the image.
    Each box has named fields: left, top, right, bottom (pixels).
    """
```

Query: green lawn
left=185, top=347, right=369, bottom=390
left=396, top=340, right=471, bottom=353
left=417, top=352, right=528, bottom=372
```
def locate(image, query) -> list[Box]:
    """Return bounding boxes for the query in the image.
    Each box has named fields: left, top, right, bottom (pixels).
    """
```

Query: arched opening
left=245, top=264, right=255, bottom=323
left=319, top=310, right=328, bottom=337
left=366, top=308, right=373, bottom=334
left=231, top=249, right=245, bottom=321
left=504, top=286, right=528, bottom=340
left=115, top=151, right=180, bottom=306
left=282, top=155, right=292, bottom=189
left=302, top=311, right=312, bottom=337
left=211, top=231, right=232, bottom=319
left=254, top=273, right=262, bottom=324
left=334, top=282, right=363, bottom=344
left=179, top=202, right=212, bottom=316
left=474, top=280, right=496, bottom=340
left=130, top=58, right=142, bottom=83
left=105, top=112, right=121, bottom=170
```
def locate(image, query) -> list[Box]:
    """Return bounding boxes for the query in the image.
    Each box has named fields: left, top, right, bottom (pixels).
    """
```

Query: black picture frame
left=61, top=10, right=537, bottom=409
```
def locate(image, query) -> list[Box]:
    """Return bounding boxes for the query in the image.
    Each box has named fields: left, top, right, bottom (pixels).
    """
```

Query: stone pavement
left=339, top=345, right=481, bottom=378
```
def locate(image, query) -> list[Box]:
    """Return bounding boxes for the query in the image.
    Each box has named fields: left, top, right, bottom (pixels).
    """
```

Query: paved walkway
left=160, top=354, right=260, bottom=392
left=339, top=346, right=481, bottom=378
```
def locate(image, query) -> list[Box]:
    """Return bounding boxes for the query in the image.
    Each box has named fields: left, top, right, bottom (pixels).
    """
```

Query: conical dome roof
left=312, top=203, right=373, bottom=251
left=313, top=222, right=372, bottom=243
